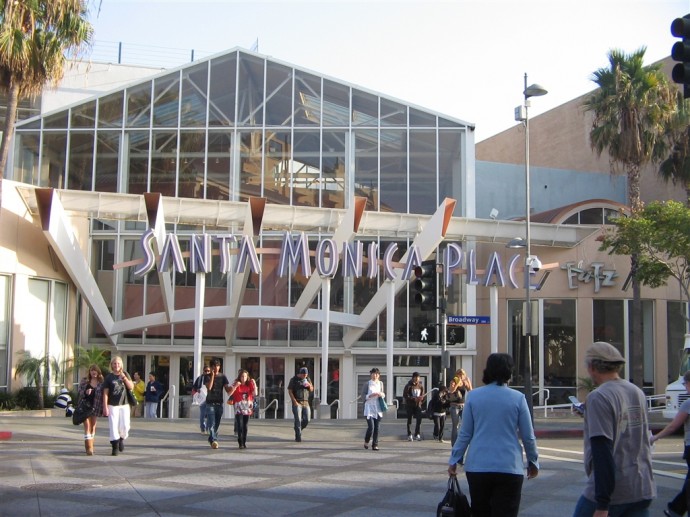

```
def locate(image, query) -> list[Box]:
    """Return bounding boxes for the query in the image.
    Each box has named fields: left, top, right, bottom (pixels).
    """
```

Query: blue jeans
left=572, top=496, right=651, bottom=517
left=206, top=404, right=223, bottom=443
left=365, top=416, right=380, bottom=446
left=198, top=403, right=207, bottom=431
left=292, top=402, right=310, bottom=439
left=450, top=405, right=463, bottom=445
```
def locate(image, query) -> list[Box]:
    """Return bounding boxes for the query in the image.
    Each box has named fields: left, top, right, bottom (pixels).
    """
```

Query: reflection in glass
left=409, top=129, right=436, bottom=215
left=150, top=130, right=178, bottom=197
left=42, top=132, right=67, bottom=188
left=68, top=131, right=94, bottom=190
left=98, top=92, right=124, bottom=128
left=153, top=74, right=180, bottom=127
left=379, top=129, right=407, bottom=213
left=14, top=132, right=40, bottom=185
left=265, top=61, right=293, bottom=126
left=208, top=52, right=237, bottom=127
left=207, top=131, right=232, bottom=200
left=178, top=130, right=205, bottom=198
left=71, top=101, right=96, bottom=128
left=294, top=70, right=321, bottom=126
left=126, top=130, right=150, bottom=195
left=237, top=53, right=264, bottom=126
left=180, top=62, right=208, bottom=127
left=95, top=131, right=120, bottom=192
left=126, top=82, right=151, bottom=128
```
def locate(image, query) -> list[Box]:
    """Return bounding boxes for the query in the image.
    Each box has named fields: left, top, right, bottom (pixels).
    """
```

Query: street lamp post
left=514, top=73, right=547, bottom=419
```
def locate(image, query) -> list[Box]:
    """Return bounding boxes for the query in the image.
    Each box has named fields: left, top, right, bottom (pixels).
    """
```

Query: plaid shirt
left=78, top=378, right=104, bottom=417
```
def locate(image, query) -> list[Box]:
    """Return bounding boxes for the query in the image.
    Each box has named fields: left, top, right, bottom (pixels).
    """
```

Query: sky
left=89, top=0, right=689, bottom=142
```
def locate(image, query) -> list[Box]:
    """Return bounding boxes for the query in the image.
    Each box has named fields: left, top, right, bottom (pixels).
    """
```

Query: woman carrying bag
left=76, top=364, right=104, bottom=455
left=362, top=367, right=385, bottom=451
left=448, top=368, right=472, bottom=446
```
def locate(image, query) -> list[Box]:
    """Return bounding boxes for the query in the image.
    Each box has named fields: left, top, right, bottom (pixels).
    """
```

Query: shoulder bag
left=72, top=398, right=95, bottom=425
left=437, top=475, right=471, bottom=517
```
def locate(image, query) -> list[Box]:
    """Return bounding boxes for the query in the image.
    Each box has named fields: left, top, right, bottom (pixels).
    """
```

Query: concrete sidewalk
left=0, top=411, right=678, bottom=517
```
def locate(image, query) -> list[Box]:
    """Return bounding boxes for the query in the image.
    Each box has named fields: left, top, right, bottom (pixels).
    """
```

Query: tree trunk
left=630, top=254, right=644, bottom=389
left=0, top=80, right=21, bottom=215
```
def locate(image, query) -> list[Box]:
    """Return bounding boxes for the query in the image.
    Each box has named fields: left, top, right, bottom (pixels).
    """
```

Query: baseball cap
left=585, top=341, right=625, bottom=364
left=299, top=367, right=308, bottom=374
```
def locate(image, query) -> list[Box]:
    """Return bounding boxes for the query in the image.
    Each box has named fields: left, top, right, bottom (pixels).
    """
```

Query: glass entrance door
left=264, top=357, right=285, bottom=419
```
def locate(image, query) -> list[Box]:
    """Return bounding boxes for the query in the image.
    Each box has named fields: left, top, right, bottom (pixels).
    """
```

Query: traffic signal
left=413, top=260, right=437, bottom=310
left=446, top=326, right=465, bottom=346
left=419, top=324, right=436, bottom=344
left=671, top=14, right=690, bottom=98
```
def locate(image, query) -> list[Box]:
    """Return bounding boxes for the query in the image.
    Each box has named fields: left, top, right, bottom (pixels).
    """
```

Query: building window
left=25, top=278, right=68, bottom=391
left=0, top=275, right=10, bottom=390
left=543, top=299, right=576, bottom=405
left=667, top=301, right=688, bottom=383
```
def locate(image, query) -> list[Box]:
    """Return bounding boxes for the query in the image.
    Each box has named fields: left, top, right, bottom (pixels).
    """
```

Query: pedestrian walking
left=448, top=368, right=472, bottom=446
left=205, top=358, right=231, bottom=449
left=288, top=367, right=313, bottom=442
left=572, top=341, right=655, bottom=516
left=362, top=367, right=385, bottom=451
left=102, top=356, right=133, bottom=456
left=448, top=353, right=539, bottom=517
left=403, top=372, right=425, bottom=441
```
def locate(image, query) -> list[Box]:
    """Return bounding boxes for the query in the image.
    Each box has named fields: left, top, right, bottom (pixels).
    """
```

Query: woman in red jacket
left=228, top=369, right=256, bottom=449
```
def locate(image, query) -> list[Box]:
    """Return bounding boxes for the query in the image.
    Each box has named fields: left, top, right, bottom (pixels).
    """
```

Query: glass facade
left=13, top=49, right=469, bottom=349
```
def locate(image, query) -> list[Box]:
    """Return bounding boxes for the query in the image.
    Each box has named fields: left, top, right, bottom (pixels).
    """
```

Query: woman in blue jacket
left=447, top=353, right=539, bottom=517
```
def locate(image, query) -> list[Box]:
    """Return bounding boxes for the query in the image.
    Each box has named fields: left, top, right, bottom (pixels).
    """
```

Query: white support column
left=319, top=277, right=331, bottom=419
left=194, top=272, right=205, bottom=381
left=490, top=285, right=498, bottom=353
left=386, top=280, right=395, bottom=412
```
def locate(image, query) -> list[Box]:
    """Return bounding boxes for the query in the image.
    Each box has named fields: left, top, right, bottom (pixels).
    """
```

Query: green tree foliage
left=13, top=351, right=60, bottom=408
left=584, top=48, right=677, bottom=387
left=600, top=200, right=690, bottom=326
left=0, top=0, right=93, bottom=181
left=62, top=345, right=111, bottom=378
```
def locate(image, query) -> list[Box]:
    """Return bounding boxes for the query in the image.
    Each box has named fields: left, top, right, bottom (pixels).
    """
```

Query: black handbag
left=72, top=399, right=94, bottom=426
left=437, top=475, right=471, bottom=517
left=126, top=388, right=138, bottom=406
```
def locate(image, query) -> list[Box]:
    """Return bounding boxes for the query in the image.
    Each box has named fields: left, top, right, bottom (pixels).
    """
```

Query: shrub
left=0, top=391, right=15, bottom=410
left=15, top=387, right=40, bottom=410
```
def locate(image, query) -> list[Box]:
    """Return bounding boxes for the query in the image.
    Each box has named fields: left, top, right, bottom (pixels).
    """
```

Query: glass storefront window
left=667, top=301, right=689, bottom=383
left=180, top=62, right=208, bottom=127
left=71, top=101, right=96, bottom=128
left=126, top=82, right=151, bottom=128
left=379, top=129, right=407, bottom=213
left=593, top=299, right=624, bottom=356
left=153, top=74, right=180, bottom=127
left=98, top=91, right=124, bottom=129
left=265, top=61, right=293, bottom=126
left=13, top=131, right=40, bottom=185
left=291, top=130, right=320, bottom=207
left=543, top=299, right=576, bottom=405
left=178, top=130, right=205, bottom=198
left=354, top=129, right=378, bottom=211
left=126, top=130, right=150, bottom=195
left=41, top=132, right=67, bottom=188
left=208, top=52, right=237, bottom=127
left=68, top=131, right=94, bottom=191
left=95, top=131, right=120, bottom=192
left=321, top=130, right=345, bottom=209
left=0, top=275, right=10, bottom=389
left=409, top=129, right=436, bottom=215
left=294, top=70, right=321, bottom=126
left=206, top=130, right=232, bottom=200
left=237, top=54, right=264, bottom=126
left=322, top=79, right=349, bottom=127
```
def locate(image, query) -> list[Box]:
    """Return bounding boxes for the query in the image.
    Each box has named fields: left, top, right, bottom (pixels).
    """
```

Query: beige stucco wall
left=0, top=181, right=88, bottom=391
left=477, top=56, right=686, bottom=207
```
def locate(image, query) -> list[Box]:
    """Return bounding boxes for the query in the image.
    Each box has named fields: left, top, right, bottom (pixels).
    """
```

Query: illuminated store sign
left=134, top=231, right=556, bottom=290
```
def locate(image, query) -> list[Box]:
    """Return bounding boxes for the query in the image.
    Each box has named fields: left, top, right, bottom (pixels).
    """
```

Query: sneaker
left=211, top=441, right=219, bottom=449
left=415, top=434, right=421, bottom=441
left=407, top=434, right=413, bottom=442
left=372, top=445, right=379, bottom=451
left=439, top=438, right=446, bottom=443
left=364, top=442, right=369, bottom=449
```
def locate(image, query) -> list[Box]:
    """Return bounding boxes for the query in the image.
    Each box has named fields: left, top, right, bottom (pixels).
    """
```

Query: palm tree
left=658, top=91, right=690, bottom=207
left=583, top=48, right=677, bottom=388
left=0, top=0, right=93, bottom=192
left=62, top=345, right=111, bottom=379
left=14, top=351, right=60, bottom=408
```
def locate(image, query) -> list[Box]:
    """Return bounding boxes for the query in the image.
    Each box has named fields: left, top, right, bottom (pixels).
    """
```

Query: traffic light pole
left=439, top=267, right=447, bottom=387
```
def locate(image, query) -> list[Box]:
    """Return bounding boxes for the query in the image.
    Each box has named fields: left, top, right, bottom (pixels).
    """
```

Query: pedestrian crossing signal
left=420, top=324, right=436, bottom=344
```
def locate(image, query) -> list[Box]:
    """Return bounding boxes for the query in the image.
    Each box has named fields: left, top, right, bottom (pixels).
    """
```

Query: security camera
left=527, top=255, right=542, bottom=272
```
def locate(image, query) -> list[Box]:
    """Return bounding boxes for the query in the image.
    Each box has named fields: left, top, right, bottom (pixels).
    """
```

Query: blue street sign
left=447, top=315, right=490, bottom=325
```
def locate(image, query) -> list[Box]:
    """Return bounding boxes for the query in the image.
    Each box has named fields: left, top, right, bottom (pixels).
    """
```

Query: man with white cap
left=572, top=342, right=656, bottom=517
left=287, top=366, right=313, bottom=442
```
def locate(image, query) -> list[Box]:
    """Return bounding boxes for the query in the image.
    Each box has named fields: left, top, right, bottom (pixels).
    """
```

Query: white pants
left=107, top=404, right=131, bottom=442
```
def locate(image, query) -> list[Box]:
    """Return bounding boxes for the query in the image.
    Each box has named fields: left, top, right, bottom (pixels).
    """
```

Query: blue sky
left=89, top=0, right=688, bottom=142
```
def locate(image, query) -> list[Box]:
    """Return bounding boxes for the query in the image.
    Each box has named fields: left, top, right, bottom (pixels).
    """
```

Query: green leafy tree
left=583, top=48, right=677, bottom=387
left=62, top=345, right=110, bottom=379
left=600, top=200, right=690, bottom=328
left=0, top=0, right=93, bottom=191
left=658, top=92, right=690, bottom=207
left=14, top=350, right=60, bottom=408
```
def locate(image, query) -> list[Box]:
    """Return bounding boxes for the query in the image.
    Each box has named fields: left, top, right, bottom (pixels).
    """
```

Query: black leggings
left=235, top=414, right=249, bottom=445
left=465, top=471, right=524, bottom=517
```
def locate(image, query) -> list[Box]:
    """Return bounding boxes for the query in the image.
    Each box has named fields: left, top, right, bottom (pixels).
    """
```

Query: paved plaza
left=0, top=411, right=683, bottom=516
